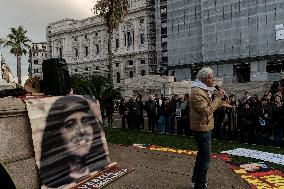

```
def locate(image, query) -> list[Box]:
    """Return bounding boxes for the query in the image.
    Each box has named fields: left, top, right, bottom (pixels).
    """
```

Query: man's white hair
left=196, top=67, right=213, bottom=81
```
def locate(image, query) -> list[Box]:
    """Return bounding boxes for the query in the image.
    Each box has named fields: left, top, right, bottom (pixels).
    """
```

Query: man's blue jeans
left=192, top=131, right=211, bottom=189
left=165, top=116, right=174, bottom=134
left=157, top=115, right=165, bottom=133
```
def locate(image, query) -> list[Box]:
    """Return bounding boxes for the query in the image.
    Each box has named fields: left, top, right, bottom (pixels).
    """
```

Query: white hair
left=196, top=67, right=213, bottom=82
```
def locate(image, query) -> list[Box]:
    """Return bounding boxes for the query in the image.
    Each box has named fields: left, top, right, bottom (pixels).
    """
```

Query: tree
left=70, top=74, right=122, bottom=113
left=4, top=26, right=31, bottom=85
left=94, top=0, right=128, bottom=82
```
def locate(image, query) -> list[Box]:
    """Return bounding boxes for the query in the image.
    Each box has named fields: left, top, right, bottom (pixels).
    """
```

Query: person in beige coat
left=189, top=67, right=231, bottom=189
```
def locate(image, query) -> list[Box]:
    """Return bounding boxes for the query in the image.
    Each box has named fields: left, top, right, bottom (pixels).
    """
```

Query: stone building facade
left=156, top=0, right=284, bottom=83
left=29, top=42, right=47, bottom=79
left=46, top=0, right=156, bottom=88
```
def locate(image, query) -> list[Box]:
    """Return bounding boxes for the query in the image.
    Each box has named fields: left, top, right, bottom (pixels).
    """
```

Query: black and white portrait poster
left=25, top=95, right=111, bottom=188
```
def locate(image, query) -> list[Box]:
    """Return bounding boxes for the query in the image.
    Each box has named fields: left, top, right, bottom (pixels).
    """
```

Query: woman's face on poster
left=60, top=111, right=94, bottom=157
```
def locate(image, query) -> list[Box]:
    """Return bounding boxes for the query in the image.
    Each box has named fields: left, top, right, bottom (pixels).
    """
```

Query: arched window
left=129, top=71, right=133, bottom=78
left=116, top=72, right=120, bottom=83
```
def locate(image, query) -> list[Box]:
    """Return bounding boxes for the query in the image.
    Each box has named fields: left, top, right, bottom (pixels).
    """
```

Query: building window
left=74, top=48, right=78, bottom=57
left=34, top=60, right=39, bottom=64
left=132, top=31, right=134, bottom=46
left=128, top=60, right=134, bottom=65
left=116, top=72, right=120, bottom=83
left=59, top=48, right=63, bottom=58
left=116, top=63, right=119, bottom=67
left=95, top=32, right=98, bottom=36
left=85, top=46, right=88, bottom=56
left=116, top=38, right=119, bottom=49
left=85, top=67, right=88, bottom=71
left=141, top=70, right=146, bottom=76
left=140, top=60, right=145, bottom=64
left=161, top=27, right=167, bottom=35
left=124, top=33, right=127, bottom=46
left=75, top=68, right=78, bottom=72
left=85, top=35, right=88, bottom=39
left=74, top=37, right=77, bottom=41
left=140, top=33, right=145, bottom=44
left=96, top=66, right=99, bottom=70
left=127, top=32, right=132, bottom=47
left=161, top=42, right=167, bottom=50
left=95, top=44, right=100, bottom=54
left=140, top=18, right=144, bottom=24
left=129, top=71, right=133, bottom=78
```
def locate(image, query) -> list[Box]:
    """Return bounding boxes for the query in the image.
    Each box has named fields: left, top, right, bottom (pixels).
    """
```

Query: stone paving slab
left=105, top=144, right=250, bottom=189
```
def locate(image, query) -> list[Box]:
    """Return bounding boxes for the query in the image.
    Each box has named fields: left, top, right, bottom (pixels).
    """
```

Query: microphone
left=215, top=85, right=229, bottom=100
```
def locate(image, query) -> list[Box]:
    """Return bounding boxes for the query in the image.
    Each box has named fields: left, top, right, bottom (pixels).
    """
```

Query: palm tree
left=94, top=0, right=128, bottom=83
left=70, top=74, right=121, bottom=113
left=4, top=26, right=31, bottom=85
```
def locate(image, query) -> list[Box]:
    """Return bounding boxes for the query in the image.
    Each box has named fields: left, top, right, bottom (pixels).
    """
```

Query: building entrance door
left=233, top=63, right=250, bottom=83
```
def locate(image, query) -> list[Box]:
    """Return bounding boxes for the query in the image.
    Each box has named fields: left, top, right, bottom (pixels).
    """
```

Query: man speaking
left=189, top=67, right=231, bottom=189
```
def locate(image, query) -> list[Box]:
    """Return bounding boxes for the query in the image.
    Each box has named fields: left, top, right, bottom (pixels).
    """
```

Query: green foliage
left=104, top=128, right=284, bottom=172
left=70, top=74, right=122, bottom=111
left=93, top=0, right=128, bottom=81
left=4, top=26, right=31, bottom=56
left=94, top=0, right=128, bottom=31
left=4, top=26, right=31, bottom=85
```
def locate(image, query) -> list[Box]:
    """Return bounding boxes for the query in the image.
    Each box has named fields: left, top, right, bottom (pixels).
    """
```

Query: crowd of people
left=117, top=94, right=191, bottom=135
left=111, top=79, right=284, bottom=147
left=213, top=82, right=284, bottom=147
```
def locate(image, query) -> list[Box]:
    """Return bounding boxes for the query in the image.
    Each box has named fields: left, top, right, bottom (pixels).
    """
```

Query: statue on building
left=1, top=54, right=16, bottom=86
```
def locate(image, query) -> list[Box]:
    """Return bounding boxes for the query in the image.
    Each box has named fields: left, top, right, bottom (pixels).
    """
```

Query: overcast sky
left=0, top=0, right=94, bottom=81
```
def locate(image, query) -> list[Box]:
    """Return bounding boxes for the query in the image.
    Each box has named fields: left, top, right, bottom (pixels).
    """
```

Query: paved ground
left=103, top=113, right=250, bottom=188
left=105, top=144, right=250, bottom=189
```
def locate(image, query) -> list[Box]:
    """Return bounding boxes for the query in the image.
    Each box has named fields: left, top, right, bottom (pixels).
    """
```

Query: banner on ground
left=222, top=148, right=284, bottom=165
left=71, top=165, right=133, bottom=189
left=25, top=95, right=111, bottom=188
left=229, top=162, right=284, bottom=188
